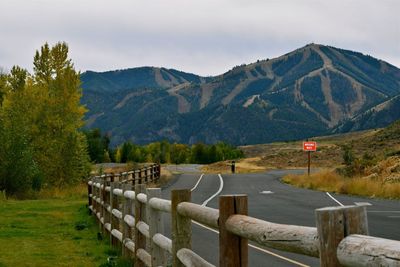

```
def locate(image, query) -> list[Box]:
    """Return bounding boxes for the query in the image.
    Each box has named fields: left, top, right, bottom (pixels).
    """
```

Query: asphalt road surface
left=159, top=171, right=400, bottom=266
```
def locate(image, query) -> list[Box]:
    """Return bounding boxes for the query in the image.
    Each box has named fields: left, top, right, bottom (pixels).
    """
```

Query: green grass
left=0, top=188, right=128, bottom=267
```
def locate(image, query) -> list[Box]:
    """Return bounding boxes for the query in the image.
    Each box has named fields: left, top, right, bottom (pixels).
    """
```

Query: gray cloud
left=1, top=0, right=399, bottom=76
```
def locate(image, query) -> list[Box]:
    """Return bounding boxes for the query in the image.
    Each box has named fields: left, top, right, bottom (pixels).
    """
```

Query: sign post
left=303, top=141, right=317, bottom=176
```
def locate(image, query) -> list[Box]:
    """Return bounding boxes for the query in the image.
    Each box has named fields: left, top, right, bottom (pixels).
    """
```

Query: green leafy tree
left=0, top=75, right=40, bottom=197
left=0, top=42, right=91, bottom=196
left=84, top=128, right=110, bottom=163
left=30, top=42, right=90, bottom=186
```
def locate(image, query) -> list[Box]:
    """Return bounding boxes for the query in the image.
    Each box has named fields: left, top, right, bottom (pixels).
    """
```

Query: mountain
left=80, top=44, right=400, bottom=146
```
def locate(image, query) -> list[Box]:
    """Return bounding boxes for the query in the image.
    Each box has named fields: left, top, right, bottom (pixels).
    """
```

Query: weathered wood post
left=93, top=178, right=98, bottom=221
left=99, top=179, right=104, bottom=233
left=110, top=182, right=118, bottom=248
left=138, top=170, right=142, bottom=184
left=171, top=189, right=191, bottom=267
left=157, top=164, right=161, bottom=181
left=144, top=167, right=148, bottom=184
left=88, top=178, right=92, bottom=214
left=122, top=183, right=133, bottom=258
left=134, top=184, right=147, bottom=267
left=219, top=195, right=248, bottom=267
left=315, top=205, right=369, bottom=267
left=104, top=179, right=111, bottom=235
left=147, top=188, right=166, bottom=266
left=149, top=165, right=154, bottom=182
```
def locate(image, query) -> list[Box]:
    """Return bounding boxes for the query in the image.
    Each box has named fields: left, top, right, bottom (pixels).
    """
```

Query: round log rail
left=87, top=168, right=400, bottom=266
left=124, top=215, right=136, bottom=228
left=124, top=190, right=135, bottom=200
left=136, top=221, right=150, bottom=239
left=149, top=197, right=171, bottom=213
left=177, top=202, right=219, bottom=229
left=113, top=188, right=123, bottom=197
left=153, top=233, right=172, bottom=254
left=124, top=239, right=135, bottom=253
left=111, top=229, right=123, bottom=242
left=337, top=234, right=400, bottom=267
left=137, top=248, right=152, bottom=267
left=137, top=193, right=147, bottom=204
left=225, top=214, right=319, bottom=257
left=112, top=208, right=122, bottom=220
left=177, top=248, right=216, bottom=267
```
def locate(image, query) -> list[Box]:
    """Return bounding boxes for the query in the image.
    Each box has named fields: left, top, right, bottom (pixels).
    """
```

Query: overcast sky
left=1, top=0, right=399, bottom=76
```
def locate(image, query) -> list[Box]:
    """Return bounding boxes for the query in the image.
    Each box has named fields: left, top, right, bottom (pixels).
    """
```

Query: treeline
left=0, top=42, right=90, bottom=197
left=84, top=129, right=244, bottom=164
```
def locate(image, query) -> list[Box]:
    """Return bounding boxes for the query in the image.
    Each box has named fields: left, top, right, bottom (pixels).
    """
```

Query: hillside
left=81, top=44, right=400, bottom=146
left=240, top=119, right=400, bottom=170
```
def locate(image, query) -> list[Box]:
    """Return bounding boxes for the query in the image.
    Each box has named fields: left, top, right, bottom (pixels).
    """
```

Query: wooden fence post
left=219, top=195, right=248, bottom=267
left=145, top=168, right=149, bottom=184
left=104, top=179, right=111, bottom=235
left=147, top=188, right=166, bottom=266
left=88, top=178, right=92, bottom=214
left=138, top=171, right=142, bottom=184
left=134, top=184, right=147, bottom=267
left=171, top=189, right=191, bottom=267
left=110, top=182, right=118, bottom=248
left=315, top=205, right=369, bottom=267
left=157, top=164, right=161, bottom=181
left=93, top=178, right=98, bottom=222
left=122, top=183, right=133, bottom=258
left=99, top=179, right=104, bottom=233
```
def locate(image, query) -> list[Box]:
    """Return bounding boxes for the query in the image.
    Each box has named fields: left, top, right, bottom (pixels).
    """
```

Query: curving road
left=160, top=170, right=400, bottom=266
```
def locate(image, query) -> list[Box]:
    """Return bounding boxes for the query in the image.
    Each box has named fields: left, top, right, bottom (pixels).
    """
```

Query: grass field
left=0, top=186, right=128, bottom=267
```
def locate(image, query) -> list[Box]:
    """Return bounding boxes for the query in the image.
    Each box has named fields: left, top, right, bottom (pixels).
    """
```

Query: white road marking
left=192, top=221, right=309, bottom=267
left=260, top=190, right=274, bottom=194
left=326, top=192, right=344, bottom=206
left=354, top=202, right=372, bottom=206
left=201, top=174, right=224, bottom=207
left=191, top=173, right=205, bottom=192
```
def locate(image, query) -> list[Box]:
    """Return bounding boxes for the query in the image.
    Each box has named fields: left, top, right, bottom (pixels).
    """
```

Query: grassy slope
left=240, top=126, right=400, bottom=169
left=0, top=188, right=116, bottom=267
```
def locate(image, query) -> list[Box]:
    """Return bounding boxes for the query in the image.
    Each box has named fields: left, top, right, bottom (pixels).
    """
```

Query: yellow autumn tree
left=0, top=42, right=90, bottom=196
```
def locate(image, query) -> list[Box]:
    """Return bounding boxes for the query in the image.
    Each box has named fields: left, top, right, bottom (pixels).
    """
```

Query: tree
left=84, top=128, right=110, bottom=163
left=0, top=42, right=91, bottom=196
left=0, top=67, right=41, bottom=196
left=30, top=42, right=90, bottom=186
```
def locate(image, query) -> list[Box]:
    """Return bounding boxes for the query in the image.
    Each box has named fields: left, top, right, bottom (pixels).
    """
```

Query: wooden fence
left=88, top=167, right=400, bottom=267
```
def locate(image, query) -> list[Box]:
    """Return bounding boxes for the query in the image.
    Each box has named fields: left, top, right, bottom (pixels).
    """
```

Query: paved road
left=160, top=171, right=400, bottom=266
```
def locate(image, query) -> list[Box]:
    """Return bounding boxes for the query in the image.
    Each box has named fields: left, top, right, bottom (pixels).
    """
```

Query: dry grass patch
left=283, top=171, right=400, bottom=199
left=202, top=157, right=268, bottom=174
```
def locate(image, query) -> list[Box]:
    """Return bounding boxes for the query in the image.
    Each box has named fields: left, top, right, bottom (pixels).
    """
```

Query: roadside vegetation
left=0, top=42, right=90, bottom=198
left=283, top=170, right=400, bottom=199
left=0, top=42, right=150, bottom=266
left=282, top=121, right=400, bottom=199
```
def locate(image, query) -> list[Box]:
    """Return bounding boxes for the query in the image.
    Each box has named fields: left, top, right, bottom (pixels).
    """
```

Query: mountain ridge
left=80, top=44, right=400, bottom=146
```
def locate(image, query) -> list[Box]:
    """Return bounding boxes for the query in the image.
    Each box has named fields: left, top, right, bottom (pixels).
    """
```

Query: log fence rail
left=88, top=165, right=400, bottom=266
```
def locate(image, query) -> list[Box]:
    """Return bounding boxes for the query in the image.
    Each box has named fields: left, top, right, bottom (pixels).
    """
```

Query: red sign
left=303, top=141, right=317, bottom=151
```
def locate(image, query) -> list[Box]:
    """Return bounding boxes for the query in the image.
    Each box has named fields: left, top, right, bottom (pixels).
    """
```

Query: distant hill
left=80, top=44, right=400, bottom=146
